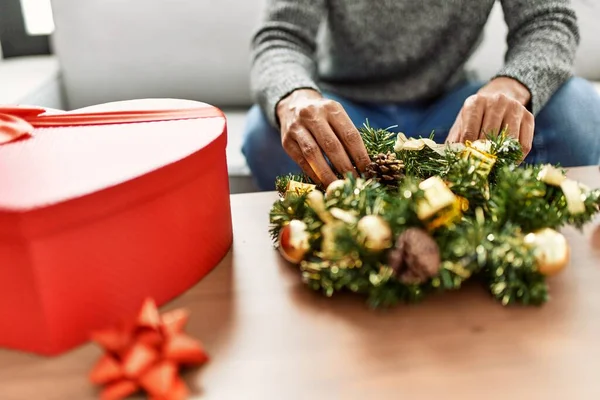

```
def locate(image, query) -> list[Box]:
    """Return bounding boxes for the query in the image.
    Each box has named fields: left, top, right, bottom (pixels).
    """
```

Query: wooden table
left=1, top=167, right=599, bottom=400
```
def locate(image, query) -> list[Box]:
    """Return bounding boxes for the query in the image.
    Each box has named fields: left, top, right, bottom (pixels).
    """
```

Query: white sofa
left=0, top=54, right=64, bottom=109
left=5, top=1, right=600, bottom=192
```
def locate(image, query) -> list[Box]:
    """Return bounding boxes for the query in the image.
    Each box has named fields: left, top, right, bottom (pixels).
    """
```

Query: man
left=242, top=0, right=600, bottom=191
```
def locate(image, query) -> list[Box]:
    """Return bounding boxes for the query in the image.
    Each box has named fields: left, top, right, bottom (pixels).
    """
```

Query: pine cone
left=365, top=152, right=404, bottom=188
left=388, top=228, right=441, bottom=284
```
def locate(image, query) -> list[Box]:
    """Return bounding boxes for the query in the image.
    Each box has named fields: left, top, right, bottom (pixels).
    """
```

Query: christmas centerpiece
left=269, top=124, right=600, bottom=308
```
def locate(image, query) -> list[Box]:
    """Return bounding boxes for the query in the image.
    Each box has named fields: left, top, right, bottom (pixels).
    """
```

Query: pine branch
left=481, top=224, right=548, bottom=306
left=487, top=165, right=600, bottom=232
left=275, top=173, right=314, bottom=197
left=301, top=258, right=425, bottom=308
left=487, top=128, right=523, bottom=167
left=442, top=157, right=491, bottom=211
left=268, top=191, right=310, bottom=243
left=359, top=121, right=396, bottom=157
left=382, top=176, right=426, bottom=232
left=430, top=215, right=486, bottom=291
left=396, top=146, right=448, bottom=179
left=323, top=176, right=389, bottom=218
left=566, top=187, right=600, bottom=230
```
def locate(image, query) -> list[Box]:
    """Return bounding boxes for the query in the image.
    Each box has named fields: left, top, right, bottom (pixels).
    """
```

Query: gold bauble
left=357, top=215, right=392, bottom=252
left=278, top=220, right=310, bottom=264
left=524, top=228, right=570, bottom=276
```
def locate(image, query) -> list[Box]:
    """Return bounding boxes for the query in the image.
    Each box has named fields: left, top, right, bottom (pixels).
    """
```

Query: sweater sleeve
left=250, top=0, right=326, bottom=127
left=496, top=0, right=580, bottom=115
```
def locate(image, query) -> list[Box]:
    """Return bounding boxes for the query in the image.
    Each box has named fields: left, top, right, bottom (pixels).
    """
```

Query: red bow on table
left=89, top=298, right=209, bottom=400
left=0, top=105, right=224, bottom=145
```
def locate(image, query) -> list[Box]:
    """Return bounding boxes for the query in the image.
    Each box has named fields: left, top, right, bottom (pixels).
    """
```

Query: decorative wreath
left=269, top=125, right=600, bottom=308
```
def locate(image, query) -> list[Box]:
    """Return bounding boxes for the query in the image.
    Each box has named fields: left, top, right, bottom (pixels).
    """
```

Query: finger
left=501, top=103, right=522, bottom=141
left=304, top=116, right=356, bottom=178
left=460, top=95, right=485, bottom=143
left=284, top=139, right=321, bottom=184
left=446, top=118, right=462, bottom=143
left=519, top=111, right=535, bottom=157
left=295, top=128, right=338, bottom=186
left=480, top=94, right=507, bottom=139
left=327, top=106, right=371, bottom=172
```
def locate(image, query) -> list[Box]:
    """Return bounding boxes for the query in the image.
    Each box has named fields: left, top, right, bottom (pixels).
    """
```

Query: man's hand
left=447, top=77, right=535, bottom=156
left=276, top=89, right=371, bottom=187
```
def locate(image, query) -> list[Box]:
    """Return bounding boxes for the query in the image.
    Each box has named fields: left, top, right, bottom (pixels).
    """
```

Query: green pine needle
left=359, top=120, right=397, bottom=157
left=275, top=173, right=314, bottom=197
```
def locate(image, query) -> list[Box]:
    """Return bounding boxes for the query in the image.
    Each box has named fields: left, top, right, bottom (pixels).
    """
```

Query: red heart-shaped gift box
left=0, top=99, right=233, bottom=355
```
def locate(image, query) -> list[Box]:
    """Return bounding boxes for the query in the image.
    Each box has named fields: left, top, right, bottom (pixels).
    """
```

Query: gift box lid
left=0, top=99, right=227, bottom=237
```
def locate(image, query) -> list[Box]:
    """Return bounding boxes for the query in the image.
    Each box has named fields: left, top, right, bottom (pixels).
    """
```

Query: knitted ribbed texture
left=251, top=0, right=579, bottom=127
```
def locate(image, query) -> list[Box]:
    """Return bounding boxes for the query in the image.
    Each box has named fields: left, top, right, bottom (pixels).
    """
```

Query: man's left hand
left=446, top=77, right=535, bottom=157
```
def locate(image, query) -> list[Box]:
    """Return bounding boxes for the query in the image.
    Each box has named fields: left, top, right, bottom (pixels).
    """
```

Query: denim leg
left=415, top=81, right=483, bottom=143
left=531, top=77, right=600, bottom=167
left=241, top=105, right=302, bottom=191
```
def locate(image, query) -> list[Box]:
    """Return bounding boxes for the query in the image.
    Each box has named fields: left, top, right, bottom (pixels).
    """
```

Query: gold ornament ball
left=325, top=179, right=346, bottom=198
left=357, top=215, right=392, bottom=251
left=524, top=228, right=570, bottom=276
left=278, top=220, right=310, bottom=264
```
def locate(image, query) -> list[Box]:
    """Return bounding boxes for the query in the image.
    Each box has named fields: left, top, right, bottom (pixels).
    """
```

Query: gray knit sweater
left=251, top=0, right=579, bottom=127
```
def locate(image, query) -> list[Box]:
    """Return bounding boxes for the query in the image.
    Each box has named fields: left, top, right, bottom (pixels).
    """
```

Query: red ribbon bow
left=0, top=107, right=42, bottom=144
left=0, top=105, right=223, bottom=145
left=89, top=298, right=208, bottom=400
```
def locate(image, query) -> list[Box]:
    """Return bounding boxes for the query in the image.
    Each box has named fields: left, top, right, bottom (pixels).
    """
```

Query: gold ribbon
left=537, top=165, right=585, bottom=215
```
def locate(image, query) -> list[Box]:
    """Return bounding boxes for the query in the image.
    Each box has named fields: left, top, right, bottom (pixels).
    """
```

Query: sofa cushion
left=0, top=55, right=64, bottom=109
left=50, top=0, right=267, bottom=110
left=224, top=109, right=251, bottom=177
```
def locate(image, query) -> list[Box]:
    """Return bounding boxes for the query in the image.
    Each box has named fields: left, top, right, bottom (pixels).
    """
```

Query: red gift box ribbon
left=0, top=105, right=224, bottom=145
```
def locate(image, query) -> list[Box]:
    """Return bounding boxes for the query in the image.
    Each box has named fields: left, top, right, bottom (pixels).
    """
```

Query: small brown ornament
left=524, top=228, right=570, bottom=276
left=388, top=228, right=441, bottom=284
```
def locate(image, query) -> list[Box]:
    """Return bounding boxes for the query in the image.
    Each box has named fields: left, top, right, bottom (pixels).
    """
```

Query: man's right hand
left=276, top=89, right=371, bottom=187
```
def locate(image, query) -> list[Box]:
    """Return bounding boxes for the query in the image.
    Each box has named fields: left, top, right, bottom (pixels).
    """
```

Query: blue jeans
left=242, top=78, right=600, bottom=191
